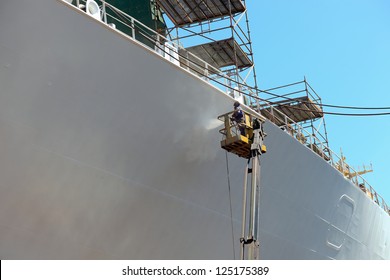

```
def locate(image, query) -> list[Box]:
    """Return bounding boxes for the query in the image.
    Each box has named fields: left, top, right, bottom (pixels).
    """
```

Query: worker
left=231, top=101, right=246, bottom=136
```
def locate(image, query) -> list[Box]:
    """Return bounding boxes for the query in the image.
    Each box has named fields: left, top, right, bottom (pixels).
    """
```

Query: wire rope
left=225, top=151, right=236, bottom=259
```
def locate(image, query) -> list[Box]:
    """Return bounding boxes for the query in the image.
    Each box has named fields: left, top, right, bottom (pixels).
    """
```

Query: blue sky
left=246, top=0, right=390, bottom=203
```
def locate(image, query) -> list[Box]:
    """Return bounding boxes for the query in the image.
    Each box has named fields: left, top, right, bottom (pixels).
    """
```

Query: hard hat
left=234, top=101, right=240, bottom=108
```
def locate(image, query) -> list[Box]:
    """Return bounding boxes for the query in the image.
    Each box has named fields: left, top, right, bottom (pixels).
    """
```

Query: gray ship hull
left=0, top=0, right=389, bottom=259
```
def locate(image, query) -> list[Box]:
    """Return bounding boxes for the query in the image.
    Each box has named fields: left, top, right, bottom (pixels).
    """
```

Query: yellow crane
left=336, top=149, right=373, bottom=180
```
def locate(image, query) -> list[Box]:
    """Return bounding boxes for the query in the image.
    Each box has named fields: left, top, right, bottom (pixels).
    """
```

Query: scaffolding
left=63, top=0, right=390, bottom=225
left=154, top=1, right=331, bottom=161
left=258, top=78, right=331, bottom=161
left=156, top=0, right=246, bottom=26
left=156, top=0, right=258, bottom=97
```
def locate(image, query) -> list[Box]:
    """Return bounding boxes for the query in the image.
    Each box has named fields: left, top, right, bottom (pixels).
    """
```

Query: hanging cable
left=308, top=103, right=390, bottom=110
left=317, top=111, right=390, bottom=116
left=132, top=24, right=390, bottom=114
left=225, top=151, right=236, bottom=259
left=260, top=88, right=390, bottom=111
left=278, top=105, right=390, bottom=117
left=275, top=103, right=390, bottom=116
left=140, top=29, right=390, bottom=116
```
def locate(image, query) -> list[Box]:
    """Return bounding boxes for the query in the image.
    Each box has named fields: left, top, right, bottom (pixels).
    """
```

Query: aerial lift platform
left=218, top=109, right=266, bottom=260
left=218, top=110, right=266, bottom=159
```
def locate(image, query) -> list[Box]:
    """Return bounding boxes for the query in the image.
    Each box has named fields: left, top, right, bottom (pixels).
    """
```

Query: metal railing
left=60, top=0, right=389, bottom=216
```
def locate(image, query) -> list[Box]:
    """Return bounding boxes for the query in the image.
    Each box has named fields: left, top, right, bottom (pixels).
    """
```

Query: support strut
left=240, top=120, right=266, bottom=260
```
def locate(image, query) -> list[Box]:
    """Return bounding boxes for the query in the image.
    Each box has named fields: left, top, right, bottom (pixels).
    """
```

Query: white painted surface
left=0, top=0, right=389, bottom=259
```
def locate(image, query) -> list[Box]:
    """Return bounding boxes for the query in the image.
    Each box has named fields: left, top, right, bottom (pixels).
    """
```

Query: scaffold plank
left=181, top=38, right=252, bottom=70
left=259, top=96, right=323, bottom=125
left=157, top=0, right=246, bottom=26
